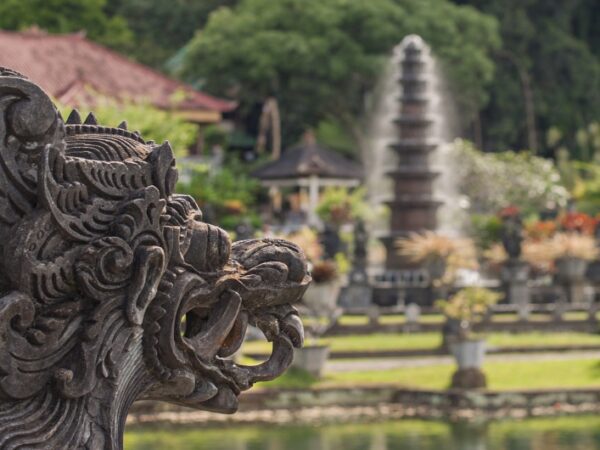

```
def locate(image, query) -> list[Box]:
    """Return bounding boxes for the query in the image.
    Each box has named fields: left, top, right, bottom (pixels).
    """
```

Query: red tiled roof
left=0, top=29, right=236, bottom=113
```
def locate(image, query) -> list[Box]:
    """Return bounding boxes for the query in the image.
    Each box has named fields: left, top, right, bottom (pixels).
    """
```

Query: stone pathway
left=325, top=351, right=600, bottom=373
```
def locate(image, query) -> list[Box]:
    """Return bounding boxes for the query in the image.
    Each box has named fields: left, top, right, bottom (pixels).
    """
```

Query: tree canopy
left=180, top=0, right=499, bottom=147
left=453, top=140, right=569, bottom=216
left=105, top=0, right=238, bottom=67
left=455, top=0, right=600, bottom=155
left=1, top=0, right=596, bottom=158
left=0, top=0, right=132, bottom=49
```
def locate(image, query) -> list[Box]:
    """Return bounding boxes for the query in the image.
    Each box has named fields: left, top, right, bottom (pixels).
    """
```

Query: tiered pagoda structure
left=383, top=35, right=441, bottom=270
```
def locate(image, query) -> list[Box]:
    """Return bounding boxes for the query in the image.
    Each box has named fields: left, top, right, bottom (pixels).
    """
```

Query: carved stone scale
left=0, top=69, right=309, bottom=449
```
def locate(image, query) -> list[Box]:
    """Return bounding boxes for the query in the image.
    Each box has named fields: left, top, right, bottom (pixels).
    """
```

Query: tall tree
left=0, top=0, right=133, bottom=49
left=106, top=0, right=238, bottom=68
left=453, top=0, right=600, bottom=155
left=180, top=0, right=499, bottom=148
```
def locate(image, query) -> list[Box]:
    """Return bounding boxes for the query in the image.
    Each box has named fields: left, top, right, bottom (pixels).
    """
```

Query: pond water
left=125, top=416, right=600, bottom=450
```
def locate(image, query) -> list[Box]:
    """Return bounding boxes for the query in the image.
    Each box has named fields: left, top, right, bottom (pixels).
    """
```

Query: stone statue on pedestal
left=500, top=207, right=530, bottom=319
left=339, top=220, right=372, bottom=309
left=0, top=69, right=309, bottom=449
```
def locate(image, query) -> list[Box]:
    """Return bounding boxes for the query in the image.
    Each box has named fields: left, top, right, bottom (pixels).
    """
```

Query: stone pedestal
left=367, top=306, right=381, bottom=326
left=565, top=283, right=586, bottom=305
left=292, top=345, right=330, bottom=378
left=553, top=291, right=568, bottom=321
left=302, top=281, right=341, bottom=314
left=404, top=302, right=421, bottom=332
left=588, top=301, right=599, bottom=322
left=451, top=368, right=487, bottom=389
left=501, top=259, right=530, bottom=320
left=586, top=260, right=600, bottom=284
left=338, top=284, right=373, bottom=309
left=340, top=219, right=373, bottom=309
left=449, top=339, right=487, bottom=389
left=556, top=257, right=588, bottom=304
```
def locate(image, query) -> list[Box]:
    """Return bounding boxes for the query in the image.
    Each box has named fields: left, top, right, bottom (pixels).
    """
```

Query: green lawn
left=242, top=331, right=600, bottom=355
left=337, top=314, right=447, bottom=325
left=264, top=358, right=600, bottom=391
left=483, top=312, right=593, bottom=322
left=337, top=315, right=370, bottom=325
left=334, top=311, right=598, bottom=327
left=486, top=331, right=600, bottom=348
left=563, top=311, right=595, bottom=321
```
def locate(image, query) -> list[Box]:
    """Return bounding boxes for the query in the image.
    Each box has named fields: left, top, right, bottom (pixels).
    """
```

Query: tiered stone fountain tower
left=383, top=35, right=441, bottom=270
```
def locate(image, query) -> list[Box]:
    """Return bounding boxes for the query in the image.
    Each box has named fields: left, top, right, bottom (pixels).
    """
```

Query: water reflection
left=125, top=417, right=600, bottom=450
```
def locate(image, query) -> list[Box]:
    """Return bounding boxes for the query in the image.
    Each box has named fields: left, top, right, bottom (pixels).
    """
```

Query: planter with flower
left=283, top=228, right=341, bottom=377
left=396, top=232, right=479, bottom=289
left=560, top=211, right=598, bottom=236
left=436, top=287, right=501, bottom=389
left=547, top=232, right=598, bottom=305
left=293, top=260, right=342, bottom=377
left=549, top=233, right=597, bottom=281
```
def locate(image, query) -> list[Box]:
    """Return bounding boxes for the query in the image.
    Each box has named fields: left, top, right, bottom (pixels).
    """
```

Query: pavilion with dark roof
left=252, top=133, right=363, bottom=226
left=0, top=28, right=236, bottom=155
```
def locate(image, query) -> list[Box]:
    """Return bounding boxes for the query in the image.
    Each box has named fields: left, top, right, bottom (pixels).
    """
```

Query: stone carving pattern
left=0, top=69, right=309, bottom=449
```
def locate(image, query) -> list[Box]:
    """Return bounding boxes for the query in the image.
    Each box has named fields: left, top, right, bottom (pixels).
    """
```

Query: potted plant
left=548, top=232, right=598, bottom=306
left=303, top=260, right=341, bottom=312
left=283, top=228, right=341, bottom=377
left=316, top=187, right=370, bottom=229
left=559, top=211, right=598, bottom=236
left=396, top=231, right=478, bottom=285
left=292, top=260, right=342, bottom=377
left=549, top=232, right=598, bottom=283
left=436, top=287, right=501, bottom=389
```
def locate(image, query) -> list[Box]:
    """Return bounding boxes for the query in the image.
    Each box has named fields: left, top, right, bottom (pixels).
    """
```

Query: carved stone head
left=0, top=69, right=309, bottom=449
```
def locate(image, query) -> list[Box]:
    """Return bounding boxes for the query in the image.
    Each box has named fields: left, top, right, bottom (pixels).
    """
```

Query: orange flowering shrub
left=559, top=212, right=598, bottom=235
left=525, top=220, right=557, bottom=240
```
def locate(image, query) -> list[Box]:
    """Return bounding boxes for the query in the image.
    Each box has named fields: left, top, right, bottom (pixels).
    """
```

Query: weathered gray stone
left=339, top=284, right=373, bottom=308
left=0, top=69, right=310, bottom=449
left=339, top=221, right=373, bottom=308
left=501, top=259, right=531, bottom=319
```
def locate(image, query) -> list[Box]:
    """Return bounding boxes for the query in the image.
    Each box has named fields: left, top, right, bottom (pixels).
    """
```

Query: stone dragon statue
left=0, top=69, right=309, bottom=449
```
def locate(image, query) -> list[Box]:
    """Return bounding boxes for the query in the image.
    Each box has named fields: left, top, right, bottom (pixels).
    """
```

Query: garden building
left=0, top=27, right=236, bottom=156
left=252, top=132, right=363, bottom=227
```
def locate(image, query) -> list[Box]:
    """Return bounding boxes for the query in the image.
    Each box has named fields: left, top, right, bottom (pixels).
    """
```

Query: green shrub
left=454, top=140, right=569, bottom=216
left=177, top=163, right=262, bottom=230
left=57, top=99, right=197, bottom=157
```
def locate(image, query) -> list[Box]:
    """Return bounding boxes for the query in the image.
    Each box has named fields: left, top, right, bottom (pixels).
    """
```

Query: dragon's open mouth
left=149, top=237, right=310, bottom=413
left=175, top=287, right=304, bottom=411
left=219, top=303, right=304, bottom=390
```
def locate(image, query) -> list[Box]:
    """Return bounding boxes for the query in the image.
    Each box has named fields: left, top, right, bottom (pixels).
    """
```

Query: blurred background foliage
left=176, top=159, right=263, bottom=230
left=453, top=139, right=570, bottom=216
left=6, top=0, right=598, bottom=223
left=1, top=0, right=597, bottom=160
left=178, top=0, right=499, bottom=148
left=56, top=99, right=198, bottom=158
